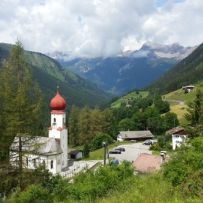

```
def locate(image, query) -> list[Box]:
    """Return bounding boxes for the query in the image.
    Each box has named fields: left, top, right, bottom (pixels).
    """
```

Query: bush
left=7, top=185, right=53, bottom=203
left=181, top=170, right=203, bottom=197
left=90, top=133, right=114, bottom=151
left=52, top=161, right=133, bottom=202
left=163, top=137, right=203, bottom=197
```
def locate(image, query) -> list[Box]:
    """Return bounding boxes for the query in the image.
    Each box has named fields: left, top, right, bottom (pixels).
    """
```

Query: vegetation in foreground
left=4, top=137, right=203, bottom=203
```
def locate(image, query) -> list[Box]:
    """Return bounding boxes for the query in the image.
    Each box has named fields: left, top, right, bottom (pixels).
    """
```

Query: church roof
left=50, top=90, right=66, bottom=111
left=10, top=136, right=63, bottom=156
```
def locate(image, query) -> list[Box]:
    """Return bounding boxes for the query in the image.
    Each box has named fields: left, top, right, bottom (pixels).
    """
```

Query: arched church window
left=53, top=118, right=56, bottom=126
left=51, top=160, right=53, bottom=169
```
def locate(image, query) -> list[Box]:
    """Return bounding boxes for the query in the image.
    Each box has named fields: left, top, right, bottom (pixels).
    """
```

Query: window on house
left=50, top=160, right=53, bottom=169
left=33, top=159, right=36, bottom=168
left=26, top=157, right=28, bottom=167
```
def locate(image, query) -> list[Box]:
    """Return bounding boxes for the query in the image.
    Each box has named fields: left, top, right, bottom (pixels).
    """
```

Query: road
left=108, top=142, right=151, bottom=162
left=164, top=99, right=185, bottom=105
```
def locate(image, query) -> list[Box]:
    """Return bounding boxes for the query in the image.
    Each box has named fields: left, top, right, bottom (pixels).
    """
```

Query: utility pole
left=102, top=142, right=107, bottom=166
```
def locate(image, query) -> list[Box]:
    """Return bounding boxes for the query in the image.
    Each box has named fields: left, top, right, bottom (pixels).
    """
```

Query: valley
left=51, top=43, right=194, bottom=95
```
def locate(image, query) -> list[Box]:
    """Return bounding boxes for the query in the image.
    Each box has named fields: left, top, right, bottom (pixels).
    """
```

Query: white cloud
left=0, top=0, right=202, bottom=57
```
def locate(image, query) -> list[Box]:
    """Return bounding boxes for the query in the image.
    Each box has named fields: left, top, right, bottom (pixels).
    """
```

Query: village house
left=166, top=126, right=188, bottom=150
left=117, top=130, right=154, bottom=142
left=182, top=85, right=195, bottom=93
left=10, top=90, right=68, bottom=174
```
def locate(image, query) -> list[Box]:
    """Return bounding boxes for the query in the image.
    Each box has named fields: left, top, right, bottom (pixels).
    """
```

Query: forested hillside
left=149, top=43, right=203, bottom=94
left=0, top=43, right=112, bottom=109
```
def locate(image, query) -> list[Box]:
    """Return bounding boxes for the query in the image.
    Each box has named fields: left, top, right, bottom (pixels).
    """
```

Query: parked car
left=143, top=139, right=153, bottom=145
left=115, top=147, right=125, bottom=152
left=109, top=150, right=121, bottom=154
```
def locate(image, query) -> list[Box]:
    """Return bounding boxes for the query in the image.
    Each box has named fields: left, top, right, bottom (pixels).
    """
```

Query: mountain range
left=49, top=43, right=195, bottom=95
left=149, top=42, right=203, bottom=94
left=0, top=43, right=112, bottom=109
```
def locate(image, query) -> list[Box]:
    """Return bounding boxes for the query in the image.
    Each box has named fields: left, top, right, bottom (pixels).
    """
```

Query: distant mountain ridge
left=50, top=43, right=194, bottom=95
left=148, top=42, right=203, bottom=94
left=0, top=43, right=112, bottom=108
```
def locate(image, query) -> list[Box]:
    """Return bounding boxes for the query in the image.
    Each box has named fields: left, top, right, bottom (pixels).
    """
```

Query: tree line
left=68, top=93, right=179, bottom=149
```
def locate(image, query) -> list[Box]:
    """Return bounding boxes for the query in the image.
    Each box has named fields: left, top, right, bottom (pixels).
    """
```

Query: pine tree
left=69, top=105, right=80, bottom=146
left=185, top=89, right=203, bottom=137
left=0, top=41, right=43, bottom=190
left=185, top=89, right=203, bottom=126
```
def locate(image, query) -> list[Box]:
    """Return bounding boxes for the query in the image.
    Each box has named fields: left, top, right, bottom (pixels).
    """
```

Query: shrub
left=90, top=133, right=114, bottom=151
left=7, top=185, right=53, bottom=203
left=163, top=137, right=203, bottom=197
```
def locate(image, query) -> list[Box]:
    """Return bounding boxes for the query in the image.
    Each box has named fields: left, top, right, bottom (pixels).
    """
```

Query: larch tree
left=0, top=41, right=43, bottom=190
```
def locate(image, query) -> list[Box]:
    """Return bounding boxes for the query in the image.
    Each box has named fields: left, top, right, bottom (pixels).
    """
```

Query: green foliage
left=118, top=118, right=134, bottom=131
left=111, top=91, right=149, bottom=108
left=154, top=96, right=170, bottom=113
left=69, top=105, right=80, bottom=146
left=6, top=185, right=53, bottom=203
left=185, top=89, right=203, bottom=126
left=0, top=42, right=43, bottom=163
left=96, top=174, right=181, bottom=203
left=69, top=107, right=115, bottom=146
left=163, top=137, right=203, bottom=197
left=54, top=161, right=133, bottom=202
left=83, top=144, right=90, bottom=158
left=7, top=162, right=134, bottom=202
left=90, top=133, right=113, bottom=151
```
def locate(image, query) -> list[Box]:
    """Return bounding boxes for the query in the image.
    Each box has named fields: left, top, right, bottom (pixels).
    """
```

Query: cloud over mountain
left=0, top=0, right=202, bottom=57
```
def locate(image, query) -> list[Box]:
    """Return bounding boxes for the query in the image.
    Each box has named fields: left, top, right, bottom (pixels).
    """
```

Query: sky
left=0, top=0, right=203, bottom=57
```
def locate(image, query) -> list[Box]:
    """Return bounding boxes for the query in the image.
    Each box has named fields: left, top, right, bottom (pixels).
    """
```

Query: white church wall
left=51, top=113, right=66, bottom=128
left=47, top=155, right=61, bottom=174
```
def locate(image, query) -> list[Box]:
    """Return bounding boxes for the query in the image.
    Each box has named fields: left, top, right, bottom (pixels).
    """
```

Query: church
left=10, top=90, right=68, bottom=174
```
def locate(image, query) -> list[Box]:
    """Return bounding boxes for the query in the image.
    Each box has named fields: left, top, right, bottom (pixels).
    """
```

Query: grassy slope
left=0, top=43, right=112, bottom=108
left=163, top=82, right=203, bottom=124
left=95, top=175, right=201, bottom=203
left=111, top=91, right=149, bottom=108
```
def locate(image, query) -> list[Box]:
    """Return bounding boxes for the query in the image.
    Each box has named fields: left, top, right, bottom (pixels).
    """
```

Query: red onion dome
left=50, top=91, right=66, bottom=111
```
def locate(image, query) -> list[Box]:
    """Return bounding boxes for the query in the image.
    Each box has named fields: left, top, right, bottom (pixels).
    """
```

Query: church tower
left=49, top=90, right=68, bottom=169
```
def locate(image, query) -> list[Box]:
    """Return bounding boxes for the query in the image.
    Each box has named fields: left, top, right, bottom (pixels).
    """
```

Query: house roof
left=118, top=130, right=154, bottom=139
left=182, top=85, right=195, bottom=89
left=133, top=153, right=162, bottom=173
left=166, top=126, right=186, bottom=135
left=68, top=150, right=82, bottom=156
left=10, top=136, right=63, bottom=156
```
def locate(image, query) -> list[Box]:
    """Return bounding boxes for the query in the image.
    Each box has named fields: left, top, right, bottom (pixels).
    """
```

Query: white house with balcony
left=166, top=126, right=188, bottom=150
left=172, top=134, right=188, bottom=150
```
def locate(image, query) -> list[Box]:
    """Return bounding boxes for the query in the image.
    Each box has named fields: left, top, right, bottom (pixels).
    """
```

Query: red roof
left=50, top=91, right=66, bottom=111
left=133, top=153, right=162, bottom=173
